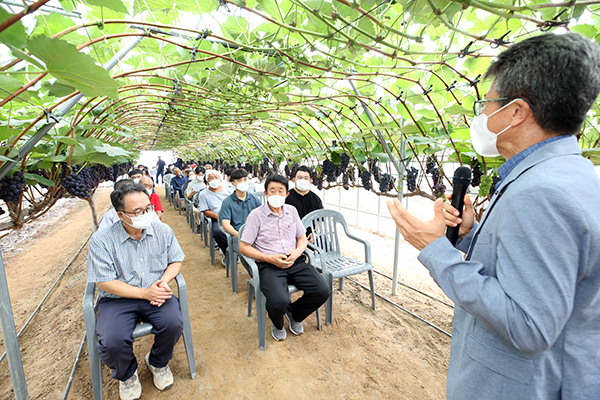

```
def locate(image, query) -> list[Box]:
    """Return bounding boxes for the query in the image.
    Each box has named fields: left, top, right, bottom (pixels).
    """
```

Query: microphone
left=446, top=166, right=472, bottom=246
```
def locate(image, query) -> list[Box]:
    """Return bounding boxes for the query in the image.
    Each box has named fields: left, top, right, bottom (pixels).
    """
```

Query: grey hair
left=204, top=169, right=221, bottom=184
left=110, top=183, right=149, bottom=211
left=484, top=32, right=600, bottom=135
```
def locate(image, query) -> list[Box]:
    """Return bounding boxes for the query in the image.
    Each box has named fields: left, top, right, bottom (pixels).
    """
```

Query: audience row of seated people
left=89, top=164, right=328, bottom=400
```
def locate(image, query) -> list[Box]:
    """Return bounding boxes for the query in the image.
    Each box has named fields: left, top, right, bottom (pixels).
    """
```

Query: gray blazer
left=419, top=136, right=600, bottom=400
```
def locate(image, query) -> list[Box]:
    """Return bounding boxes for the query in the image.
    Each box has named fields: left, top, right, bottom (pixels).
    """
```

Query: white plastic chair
left=82, top=273, right=196, bottom=399
left=301, top=209, right=376, bottom=325
left=238, top=224, right=321, bottom=350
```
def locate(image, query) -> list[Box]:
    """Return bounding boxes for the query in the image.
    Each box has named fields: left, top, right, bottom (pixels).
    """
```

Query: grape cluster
left=243, top=163, right=253, bottom=174
left=369, top=158, right=382, bottom=183
left=342, top=170, right=350, bottom=190
left=426, top=155, right=440, bottom=184
left=77, top=166, right=101, bottom=192
left=406, top=167, right=418, bottom=193
left=433, top=183, right=446, bottom=198
left=311, top=170, right=324, bottom=190
left=360, top=170, right=372, bottom=191
left=322, top=159, right=339, bottom=183
left=290, top=162, right=299, bottom=178
left=340, top=153, right=350, bottom=172
left=284, top=164, right=292, bottom=179
left=260, top=158, right=271, bottom=178
left=0, top=171, right=26, bottom=203
left=471, top=158, right=483, bottom=187
left=490, top=175, right=501, bottom=194
left=61, top=172, right=91, bottom=198
left=379, top=173, right=395, bottom=193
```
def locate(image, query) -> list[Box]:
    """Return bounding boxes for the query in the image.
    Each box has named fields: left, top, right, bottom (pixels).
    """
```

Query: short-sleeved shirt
left=150, top=193, right=163, bottom=212
left=186, top=179, right=206, bottom=197
left=87, top=220, right=185, bottom=299
left=219, top=192, right=262, bottom=231
left=156, top=159, right=166, bottom=172
left=171, top=175, right=188, bottom=192
left=241, top=204, right=305, bottom=255
left=285, top=189, right=323, bottom=220
left=197, top=186, right=232, bottom=215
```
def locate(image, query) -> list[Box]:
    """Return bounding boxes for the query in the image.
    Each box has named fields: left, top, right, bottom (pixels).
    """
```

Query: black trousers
left=256, top=255, right=330, bottom=329
left=96, top=296, right=183, bottom=381
left=211, top=219, right=228, bottom=254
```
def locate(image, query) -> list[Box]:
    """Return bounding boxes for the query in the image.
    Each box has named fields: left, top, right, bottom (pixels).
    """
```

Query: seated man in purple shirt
left=240, top=174, right=330, bottom=342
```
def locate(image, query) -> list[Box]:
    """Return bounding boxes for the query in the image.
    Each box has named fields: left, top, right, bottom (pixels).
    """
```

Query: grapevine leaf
left=27, top=35, right=121, bottom=99
left=82, top=0, right=129, bottom=13
left=24, top=173, right=56, bottom=187
left=0, top=9, right=27, bottom=49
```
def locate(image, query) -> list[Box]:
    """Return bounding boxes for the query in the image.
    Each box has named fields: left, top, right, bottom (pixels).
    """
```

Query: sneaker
left=145, top=352, right=174, bottom=391
left=285, top=311, right=304, bottom=335
left=119, top=369, right=142, bottom=400
left=271, top=322, right=287, bottom=341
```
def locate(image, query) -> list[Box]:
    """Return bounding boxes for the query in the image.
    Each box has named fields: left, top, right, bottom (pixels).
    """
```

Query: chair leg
left=316, top=308, right=322, bottom=331
left=209, top=236, right=215, bottom=266
left=326, top=274, right=334, bottom=325
left=256, top=289, right=267, bottom=351
left=225, top=249, right=230, bottom=277
left=247, top=283, right=254, bottom=317
left=339, top=277, right=345, bottom=291
left=87, top=332, right=103, bottom=400
left=368, top=269, right=376, bottom=310
left=180, top=309, right=197, bottom=380
left=231, top=252, right=238, bottom=295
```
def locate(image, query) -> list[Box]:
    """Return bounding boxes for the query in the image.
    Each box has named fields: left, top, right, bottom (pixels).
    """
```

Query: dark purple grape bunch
left=260, top=158, right=271, bottom=178
left=0, top=171, right=26, bottom=203
left=369, top=158, right=382, bottom=183
left=311, top=169, right=324, bottom=190
left=433, top=183, right=446, bottom=198
left=61, top=171, right=91, bottom=198
left=426, top=155, right=440, bottom=185
left=406, top=167, right=418, bottom=193
left=284, top=163, right=292, bottom=179
left=360, top=169, right=372, bottom=191
left=322, top=159, right=339, bottom=183
left=379, top=173, right=395, bottom=193
left=470, top=158, right=483, bottom=187
left=340, top=153, right=350, bottom=172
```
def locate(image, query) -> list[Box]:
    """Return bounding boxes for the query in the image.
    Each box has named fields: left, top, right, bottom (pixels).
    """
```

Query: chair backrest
left=253, top=192, right=267, bottom=205
left=302, top=209, right=349, bottom=257
left=237, top=224, right=252, bottom=277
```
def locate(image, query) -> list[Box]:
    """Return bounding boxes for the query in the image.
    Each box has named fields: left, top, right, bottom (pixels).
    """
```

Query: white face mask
left=146, top=189, right=153, bottom=197
left=123, top=210, right=154, bottom=230
left=133, top=178, right=141, bottom=184
left=197, top=175, right=204, bottom=181
left=470, top=99, right=516, bottom=157
left=209, top=179, right=221, bottom=189
left=267, top=194, right=286, bottom=208
left=189, top=174, right=196, bottom=180
left=235, top=181, right=249, bottom=192
left=295, top=179, right=310, bottom=191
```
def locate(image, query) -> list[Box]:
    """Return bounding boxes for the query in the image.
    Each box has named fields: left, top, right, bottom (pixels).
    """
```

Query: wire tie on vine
left=541, top=9, right=569, bottom=32
left=423, top=85, right=433, bottom=95
left=43, top=109, right=60, bottom=124
left=396, top=90, right=404, bottom=101
left=446, top=80, right=457, bottom=91
left=469, top=74, right=481, bottom=87
left=458, top=41, right=476, bottom=58
left=337, top=108, right=343, bottom=115
left=219, top=0, right=231, bottom=12
left=190, top=47, right=198, bottom=62
left=375, top=97, right=382, bottom=105
left=349, top=104, right=358, bottom=111
left=491, top=31, right=511, bottom=48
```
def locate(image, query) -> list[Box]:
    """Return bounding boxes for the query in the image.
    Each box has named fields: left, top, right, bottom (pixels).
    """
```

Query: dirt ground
left=0, top=186, right=452, bottom=399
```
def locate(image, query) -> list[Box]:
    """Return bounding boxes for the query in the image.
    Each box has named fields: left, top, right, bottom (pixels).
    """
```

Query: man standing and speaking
left=387, top=33, right=600, bottom=399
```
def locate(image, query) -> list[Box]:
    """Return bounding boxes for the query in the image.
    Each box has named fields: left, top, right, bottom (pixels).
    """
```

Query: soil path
left=0, top=186, right=451, bottom=399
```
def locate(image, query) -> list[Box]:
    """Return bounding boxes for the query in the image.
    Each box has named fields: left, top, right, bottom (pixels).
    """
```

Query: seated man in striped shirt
left=87, top=184, right=185, bottom=400
left=240, top=174, right=330, bottom=342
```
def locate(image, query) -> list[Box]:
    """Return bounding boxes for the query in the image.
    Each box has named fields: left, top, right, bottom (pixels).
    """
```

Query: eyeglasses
left=473, top=97, right=537, bottom=116
left=473, top=98, right=510, bottom=116
left=120, top=204, right=154, bottom=217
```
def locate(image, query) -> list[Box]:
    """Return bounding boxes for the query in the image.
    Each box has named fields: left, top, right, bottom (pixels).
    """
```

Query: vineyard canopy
left=1, top=0, right=600, bottom=207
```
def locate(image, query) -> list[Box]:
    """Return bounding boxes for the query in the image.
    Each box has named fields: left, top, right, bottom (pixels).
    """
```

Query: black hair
left=294, top=165, right=311, bottom=176
left=114, top=179, right=134, bottom=191
left=224, top=167, right=235, bottom=176
left=265, top=174, right=288, bottom=193
left=194, top=166, right=206, bottom=175
left=484, top=32, right=600, bottom=135
left=230, top=168, right=248, bottom=181
left=128, top=168, right=143, bottom=177
left=110, top=183, right=149, bottom=211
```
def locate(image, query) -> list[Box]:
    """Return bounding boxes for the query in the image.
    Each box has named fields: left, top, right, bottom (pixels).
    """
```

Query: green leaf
left=82, top=0, right=128, bottom=13
left=93, top=143, right=131, bottom=157
left=27, top=35, right=121, bottom=99
left=444, top=104, right=473, bottom=116
left=5, top=44, right=46, bottom=69
left=0, top=9, right=27, bottom=49
left=42, top=81, right=77, bottom=97
left=0, top=76, right=23, bottom=99
left=33, top=12, right=76, bottom=37
left=24, top=173, right=56, bottom=187
left=0, top=126, right=22, bottom=141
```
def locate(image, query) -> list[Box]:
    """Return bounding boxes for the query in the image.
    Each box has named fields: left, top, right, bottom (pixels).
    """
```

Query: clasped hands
left=146, top=279, right=172, bottom=307
left=386, top=193, right=475, bottom=251
left=265, top=248, right=302, bottom=269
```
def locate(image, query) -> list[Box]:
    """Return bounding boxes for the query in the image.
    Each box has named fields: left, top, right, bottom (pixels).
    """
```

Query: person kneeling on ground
left=87, top=184, right=185, bottom=400
left=240, top=174, right=330, bottom=342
